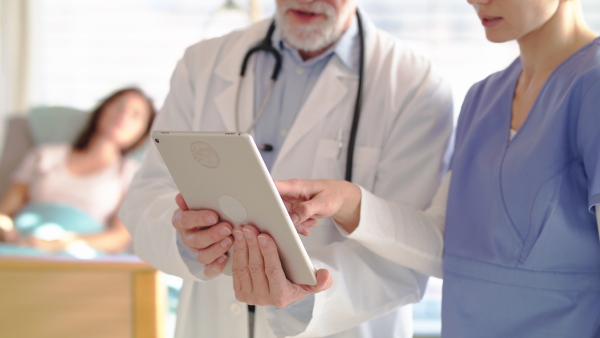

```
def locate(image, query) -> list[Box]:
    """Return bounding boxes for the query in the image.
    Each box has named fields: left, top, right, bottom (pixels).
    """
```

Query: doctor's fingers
left=299, top=269, right=333, bottom=295
left=203, top=254, right=228, bottom=277
left=294, top=218, right=319, bottom=236
left=240, top=226, right=271, bottom=304
left=291, top=194, right=339, bottom=225
left=178, top=222, right=233, bottom=254
left=172, top=208, right=220, bottom=231
left=191, top=233, right=233, bottom=265
left=257, top=233, right=300, bottom=308
left=232, top=226, right=277, bottom=306
left=175, top=193, right=189, bottom=211
left=232, top=228, right=253, bottom=298
left=288, top=180, right=359, bottom=224
left=274, top=178, right=316, bottom=199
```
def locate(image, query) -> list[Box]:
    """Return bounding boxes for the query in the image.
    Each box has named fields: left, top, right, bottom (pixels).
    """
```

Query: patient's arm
left=75, top=216, right=131, bottom=253
left=0, top=183, right=29, bottom=242
left=18, top=192, right=131, bottom=253
left=24, top=216, right=131, bottom=253
left=0, top=183, right=29, bottom=216
left=68, top=192, right=132, bottom=253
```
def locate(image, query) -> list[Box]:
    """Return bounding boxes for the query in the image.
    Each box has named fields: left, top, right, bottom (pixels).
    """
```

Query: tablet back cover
left=152, top=131, right=316, bottom=285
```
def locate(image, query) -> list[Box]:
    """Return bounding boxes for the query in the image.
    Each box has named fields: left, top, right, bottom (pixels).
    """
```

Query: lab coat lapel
left=276, top=58, right=354, bottom=163
left=213, top=58, right=255, bottom=132
left=213, top=32, right=265, bottom=132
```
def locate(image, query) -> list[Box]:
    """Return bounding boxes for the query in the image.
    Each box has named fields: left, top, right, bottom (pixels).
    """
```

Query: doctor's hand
left=232, top=225, right=332, bottom=308
left=276, top=179, right=362, bottom=234
left=172, top=193, right=234, bottom=277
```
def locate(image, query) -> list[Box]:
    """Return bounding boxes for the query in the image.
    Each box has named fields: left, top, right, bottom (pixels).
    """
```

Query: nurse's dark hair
left=72, top=87, right=157, bottom=156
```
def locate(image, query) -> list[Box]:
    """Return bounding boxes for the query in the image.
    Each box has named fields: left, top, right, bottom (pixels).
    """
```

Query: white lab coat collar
left=275, top=58, right=352, bottom=164
left=211, top=16, right=378, bottom=166
left=213, top=21, right=271, bottom=132
left=275, top=16, right=378, bottom=169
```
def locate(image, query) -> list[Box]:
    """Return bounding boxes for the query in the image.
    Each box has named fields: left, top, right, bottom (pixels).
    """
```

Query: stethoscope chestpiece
left=258, top=144, right=273, bottom=152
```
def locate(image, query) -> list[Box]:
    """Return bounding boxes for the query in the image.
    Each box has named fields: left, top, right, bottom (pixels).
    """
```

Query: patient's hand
left=23, top=236, right=70, bottom=251
left=0, top=214, right=17, bottom=242
left=172, top=193, right=234, bottom=277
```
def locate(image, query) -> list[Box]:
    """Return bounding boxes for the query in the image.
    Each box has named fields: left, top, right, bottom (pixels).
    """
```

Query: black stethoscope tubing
left=239, top=10, right=365, bottom=182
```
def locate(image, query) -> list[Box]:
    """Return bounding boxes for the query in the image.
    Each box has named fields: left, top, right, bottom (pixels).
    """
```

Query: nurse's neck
left=517, top=1, right=596, bottom=78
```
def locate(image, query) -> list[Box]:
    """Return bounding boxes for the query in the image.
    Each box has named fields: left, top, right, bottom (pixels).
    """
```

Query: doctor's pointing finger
left=275, top=179, right=363, bottom=234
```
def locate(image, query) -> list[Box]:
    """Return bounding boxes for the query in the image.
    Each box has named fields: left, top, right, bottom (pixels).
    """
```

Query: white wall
left=0, top=0, right=31, bottom=158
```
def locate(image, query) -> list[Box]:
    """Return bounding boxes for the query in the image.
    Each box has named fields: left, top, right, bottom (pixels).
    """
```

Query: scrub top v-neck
left=442, top=37, right=600, bottom=337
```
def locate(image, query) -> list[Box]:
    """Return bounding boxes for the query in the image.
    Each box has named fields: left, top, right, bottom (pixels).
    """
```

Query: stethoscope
left=235, top=10, right=365, bottom=182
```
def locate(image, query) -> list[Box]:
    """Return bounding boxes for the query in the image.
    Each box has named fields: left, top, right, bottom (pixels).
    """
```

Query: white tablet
left=152, top=131, right=317, bottom=285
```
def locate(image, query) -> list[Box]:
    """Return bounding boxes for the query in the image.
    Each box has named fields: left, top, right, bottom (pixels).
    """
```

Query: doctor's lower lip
left=482, top=17, right=503, bottom=28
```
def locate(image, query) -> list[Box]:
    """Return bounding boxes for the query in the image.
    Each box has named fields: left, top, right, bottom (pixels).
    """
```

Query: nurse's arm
left=231, top=225, right=332, bottom=308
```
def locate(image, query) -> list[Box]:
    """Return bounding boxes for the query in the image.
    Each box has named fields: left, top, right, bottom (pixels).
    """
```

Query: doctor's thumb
left=302, top=269, right=332, bottom=293
left=175, top=193, right=189, bottom=211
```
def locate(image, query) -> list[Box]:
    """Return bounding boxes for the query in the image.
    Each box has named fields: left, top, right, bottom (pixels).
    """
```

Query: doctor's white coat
left=120, top=17, right=453, bottom=338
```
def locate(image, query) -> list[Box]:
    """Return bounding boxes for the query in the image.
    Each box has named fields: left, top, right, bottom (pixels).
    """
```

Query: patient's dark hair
left=73, top=87, right=156, bottom=156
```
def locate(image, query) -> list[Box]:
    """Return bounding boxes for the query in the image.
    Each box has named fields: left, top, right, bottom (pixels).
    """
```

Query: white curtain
left=0, top=0, right=31, bottom=153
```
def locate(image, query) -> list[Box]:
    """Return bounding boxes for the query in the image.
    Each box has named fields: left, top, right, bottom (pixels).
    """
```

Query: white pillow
left=27, top=106, right=89, bottom=145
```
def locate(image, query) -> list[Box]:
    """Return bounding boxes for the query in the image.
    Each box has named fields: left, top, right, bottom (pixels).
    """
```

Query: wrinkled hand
left=275, top=179, right=362, bottom=234
left=172, top=193, right=234, bottom=277
left=281, top=199, right=318, bottom=237
left=232, top=225, right=332, bottom=308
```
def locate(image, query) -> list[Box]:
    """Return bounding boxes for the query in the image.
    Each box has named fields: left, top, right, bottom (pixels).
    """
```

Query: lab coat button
left=230, top=303, right=242, bottom=315
left=296, top=68, right=304, bottom=75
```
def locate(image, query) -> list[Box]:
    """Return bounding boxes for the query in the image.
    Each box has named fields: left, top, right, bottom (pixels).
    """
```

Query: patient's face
left=99, top=93, right=150, bottom=148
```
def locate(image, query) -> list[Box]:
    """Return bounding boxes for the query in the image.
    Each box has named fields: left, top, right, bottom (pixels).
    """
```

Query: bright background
left=2, top=0, right=600, bottom=337
left=5, top=0, right=600, bottom=140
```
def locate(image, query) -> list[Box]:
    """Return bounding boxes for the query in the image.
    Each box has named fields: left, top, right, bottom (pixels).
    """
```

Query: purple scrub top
left=443, top=37, right=600, bottom=337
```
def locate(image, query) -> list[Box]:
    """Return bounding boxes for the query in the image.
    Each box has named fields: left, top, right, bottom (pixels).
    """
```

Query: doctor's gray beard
left=276, top=0, right=344, bottom=52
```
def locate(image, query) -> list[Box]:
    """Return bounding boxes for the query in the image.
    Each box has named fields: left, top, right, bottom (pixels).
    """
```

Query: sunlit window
left=29, top=0, right=258, bottom=110
left=30, top=0, right=600, bottom=115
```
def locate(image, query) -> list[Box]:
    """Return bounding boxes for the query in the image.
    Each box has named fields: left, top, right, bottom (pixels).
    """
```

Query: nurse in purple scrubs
left=273, top=0, right=600, bottom=336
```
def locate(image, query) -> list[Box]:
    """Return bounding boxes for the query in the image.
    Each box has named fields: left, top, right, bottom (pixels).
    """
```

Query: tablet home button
left=218, top=195, right=248, bottom=223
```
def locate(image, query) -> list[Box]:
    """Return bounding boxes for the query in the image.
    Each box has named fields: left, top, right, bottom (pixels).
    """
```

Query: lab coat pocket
left=311, top=139, right=344, bottom=179
left=311, top=139, right=380, bottom=189
left=352, top=146, right=381, bottom=189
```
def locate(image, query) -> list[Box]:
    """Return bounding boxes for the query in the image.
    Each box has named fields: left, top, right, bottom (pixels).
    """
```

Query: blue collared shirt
left=252, top=16, right=360, bottom=170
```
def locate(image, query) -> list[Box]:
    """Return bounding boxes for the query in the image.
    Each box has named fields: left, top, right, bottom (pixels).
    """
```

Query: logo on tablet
left=190, top=141, right=220, bottom=168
